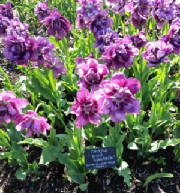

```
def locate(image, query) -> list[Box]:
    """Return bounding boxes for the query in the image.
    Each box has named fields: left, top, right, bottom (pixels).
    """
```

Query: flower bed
left=0, top=0, right=180, bottom=192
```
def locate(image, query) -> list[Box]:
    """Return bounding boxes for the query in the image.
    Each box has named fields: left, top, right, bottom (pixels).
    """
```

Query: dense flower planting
left=0, top=0, right=180, bottom=192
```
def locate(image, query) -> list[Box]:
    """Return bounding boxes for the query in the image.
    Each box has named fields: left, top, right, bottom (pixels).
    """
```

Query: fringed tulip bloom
left=3, top=35, right=30, bottom=65
left=16, top=110, right=50, bottom=137
left=89, top=9, right=113, bottom=38
left=76, top=0, right=102, bottom=28
left=34, top=1, right=51, bottom=21
left=103, top=35, right=138, bottom=70
left=71, top=88, right=102, bottom=128
left=93, top=30, right=119, bottom=54
left=98, top=73, right=141, bottom=123
left=130, top=32, right=148, bottom=49
left=125, top=0, right=151, bottom=28
left=0, top=91, right=29, bottom=124
left=76, top=57, right=109, bottom=90
left=43, top=8, right=71, bottom=41
left=130, top=10, right=147, bottom=28
left=142, top=40, right=173, bottom=67
left=31, top=36, right=54, bottom=66
left=161, top=21, right=180, bottom=54
left=3, top=28, right=37, bottom=66
left=151, top=0, right=175, bottom=29
left=0, top=1, right=13, bottom=19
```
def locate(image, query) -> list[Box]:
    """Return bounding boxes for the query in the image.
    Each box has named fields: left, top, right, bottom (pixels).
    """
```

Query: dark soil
left=0, top=48, right=22, bottom=88
left=0, top=147, right=179, bottom=193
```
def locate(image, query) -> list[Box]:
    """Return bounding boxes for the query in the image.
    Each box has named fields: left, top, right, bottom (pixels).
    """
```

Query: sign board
left=85, top=147, right=117, bottom=170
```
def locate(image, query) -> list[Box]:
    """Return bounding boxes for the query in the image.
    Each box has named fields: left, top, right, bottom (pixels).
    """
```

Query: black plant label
left=85, top=147, right=117, bottom=170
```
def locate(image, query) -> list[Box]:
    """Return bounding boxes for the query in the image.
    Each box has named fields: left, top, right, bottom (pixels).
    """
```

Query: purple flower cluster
left=75, top=0, right=149, bottom=68
left=125, top=0, right=152, bottom=28
left=0, top=91, right=50, bottom=137
left=71, top=88, right=102, bottom=128
left=35, top=1, right=72, bottom=41
left=76, top=0, right=113, bottom=38
left=3, top=34, right=36, bottom=66
left=98, top=73, right=141, bottom=122
left=34, top=0, right=51, bottom=21
left=102, top=36, right=139, bottom=70
left=0, top=1, right=66, bottom=78
left=43, top=8, right=72, bottom=41
left=161, top=20, right=180, bottom=54
left=0, top=1, right=13, bottom=19
left=130, top=32, right=148, bottom=49
left=71, top=72, right=141, bottom=127
left=142, top=40, right=173, bottom=67
left=76, top=57, right=109, bottom=90
left=16, top=110, right=50, bottom=137
left=0, top=91, right=28, bottom=124
left=105, top=0, right=180, bottom=29
left=76, top=0, right=103, bottom=28
left=151, top=0, right=175, bottom=29
left=0, top=1, right=13, bottom=37
left=89, top=9, right=113, bottom=38
left=30, top=36, right=54, bottom=66
left=93, top=30, right=119, bottom=54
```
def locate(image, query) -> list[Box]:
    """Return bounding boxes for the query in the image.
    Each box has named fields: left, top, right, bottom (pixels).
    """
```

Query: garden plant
left=0, top=0, right=180, bottom=192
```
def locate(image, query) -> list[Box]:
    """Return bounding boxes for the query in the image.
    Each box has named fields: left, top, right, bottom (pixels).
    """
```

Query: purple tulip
left=130, top=10, right=147, bottom=28
left=31, top=36, right=54, bottom=66
left=3, top=35, right=30, bottom=66
left=142, top=40, right=173, bottom=67
left=89, top=9, right=113, bottom=38
left=16, top=110, right=50, bottom=137
left=161, top=21, right=180, bottom=54
left=43, top=8, right=71, bottom=41
left=130, top=32, right=148, bottom=49
left=76, top=57, right=109, bottom=90
left=93, top=30, right=119, bottom=54
left=0, top=91, right=29, bottom=124
left=151, top=0, right=175, bottom=29
left=34, top=1, right=51, bottom=21
left=125, top=0, right=151, bottom=28
left=103, top=35, right=139, bottom=70
left=178, top=88, right=180, bottom=102
left=76, top=0, right=102, bottom=28
left=98, top=73, right=141, bottom=123
left=0, top=1, right=13, bottom=19
left=71, top=88, right=102, bottom=128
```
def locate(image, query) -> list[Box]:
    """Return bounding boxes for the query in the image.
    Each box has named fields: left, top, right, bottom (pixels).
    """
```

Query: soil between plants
left=0, top=146, right=180, bottom=193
